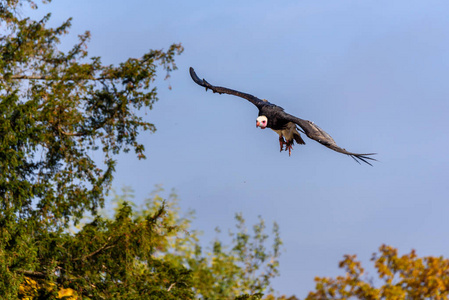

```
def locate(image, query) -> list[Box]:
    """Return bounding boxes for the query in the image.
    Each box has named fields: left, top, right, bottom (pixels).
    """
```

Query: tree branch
left=74, top=236, right=114, bottom=261
left=17, top=270, right=47, bottom=279
left=1, top=74, right=105, bottom=80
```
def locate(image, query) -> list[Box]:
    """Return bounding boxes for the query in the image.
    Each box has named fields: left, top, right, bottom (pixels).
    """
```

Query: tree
left=107, top=186, right=284, bottom=300
left=185, top=214, right=281, bottom=299
left=0, top=1, right=327, bottom=298
left=0, top=0, right=189, bottom=298
left=17, top=199, right=194, bottom=299
left=0, top=2, right=288, bottom=298
left=0, top=0, right=182, bottom=225
left=306, top=244, right=449, bottom=299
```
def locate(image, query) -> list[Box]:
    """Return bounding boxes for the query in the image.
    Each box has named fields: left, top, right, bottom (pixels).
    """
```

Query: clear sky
left=29, top=0, right=449, bottom=297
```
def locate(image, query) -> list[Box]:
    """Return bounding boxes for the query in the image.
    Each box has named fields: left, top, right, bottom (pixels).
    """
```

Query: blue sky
left=30, top=0, right=449, bottom=297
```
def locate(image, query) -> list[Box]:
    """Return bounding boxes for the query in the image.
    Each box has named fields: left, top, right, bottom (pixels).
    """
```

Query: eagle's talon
left=286, top=141, right=294, bottom=156
left=279, top=137, right=286, bottom=152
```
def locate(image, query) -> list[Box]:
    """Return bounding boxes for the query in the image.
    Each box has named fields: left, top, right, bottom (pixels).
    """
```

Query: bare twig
left=167, top=282, right=176, bottom=292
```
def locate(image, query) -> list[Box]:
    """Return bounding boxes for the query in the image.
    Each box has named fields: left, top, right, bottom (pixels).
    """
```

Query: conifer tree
left=0, top=1, right=188, bottom=298
left=0, top=2, right=287, bottom=299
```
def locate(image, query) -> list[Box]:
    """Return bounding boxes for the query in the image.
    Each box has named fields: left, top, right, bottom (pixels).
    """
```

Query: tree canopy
left=0, top=1, right=285, bottom=298
left=306, top=245, right=449, bottom=300
left=0, top=0, right=187, bottom=297
left=0, top=0, right=182, bottom=225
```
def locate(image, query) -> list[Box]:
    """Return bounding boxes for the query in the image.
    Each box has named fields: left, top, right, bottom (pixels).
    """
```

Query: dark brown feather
left=190, top=67, right=376, bottom=165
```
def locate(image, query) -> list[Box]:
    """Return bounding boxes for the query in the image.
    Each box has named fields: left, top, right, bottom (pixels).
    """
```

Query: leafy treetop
left=0, top=1, right=292, bottom=299
left=0, top=0, right=183, bottom=225
left=306, top=244, right=449, bottom=300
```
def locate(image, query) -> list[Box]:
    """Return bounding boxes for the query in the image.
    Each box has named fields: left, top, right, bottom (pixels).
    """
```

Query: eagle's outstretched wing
left=190, top=67, right=376, bottom=165
left=281, top=112, right=376, bottom=165
left=190, top=67, right=269, bottom=109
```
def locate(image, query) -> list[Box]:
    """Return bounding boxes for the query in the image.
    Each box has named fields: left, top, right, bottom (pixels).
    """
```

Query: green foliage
left=16, top=200, right=194, bottom=299
left=65, top=202, right=194, bottom=299
left=107, top=187, right=283, bottom=299
left=0, top=1, right=286, bottom=298
left=235, top=293, right=264, bottom=300
left=0, top=0, right=187, bottom=298
left=185, top=214, right=281, bottom=299
left=0, top=0, right=183, bottom=224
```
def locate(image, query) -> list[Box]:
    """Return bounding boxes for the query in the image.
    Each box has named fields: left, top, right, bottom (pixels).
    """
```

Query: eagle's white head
left=256, top=116, right=268, bottom=129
